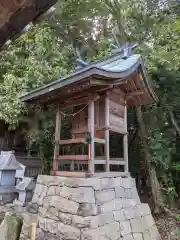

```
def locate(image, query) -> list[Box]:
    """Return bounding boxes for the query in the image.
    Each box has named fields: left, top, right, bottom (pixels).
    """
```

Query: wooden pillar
left=53, top=106, right=61, bottom=172
left=88, top=101, right=95, bottom=174
left=105, top=95, right=110, bottom=172
left=123, top=102, right=128, bottom=173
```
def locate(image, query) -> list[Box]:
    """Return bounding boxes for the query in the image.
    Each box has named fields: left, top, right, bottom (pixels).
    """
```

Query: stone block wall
left=31, top=175, right=160, bottom=240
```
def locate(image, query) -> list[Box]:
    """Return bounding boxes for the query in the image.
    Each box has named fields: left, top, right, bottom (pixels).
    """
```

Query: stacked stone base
left=32, top=175, right=160, bottom=240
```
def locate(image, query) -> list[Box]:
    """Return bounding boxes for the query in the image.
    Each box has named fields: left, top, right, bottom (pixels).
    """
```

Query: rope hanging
left=59, top=103, right=89, bottom=117
left=59, top=96, right=99, bottom=118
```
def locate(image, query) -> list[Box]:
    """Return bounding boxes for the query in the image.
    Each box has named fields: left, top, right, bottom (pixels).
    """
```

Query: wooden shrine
left=21, top=54, right=156, bottom=177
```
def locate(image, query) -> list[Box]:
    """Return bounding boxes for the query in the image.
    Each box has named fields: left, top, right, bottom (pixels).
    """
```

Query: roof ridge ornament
left=75, top=59, right=89, bottom=71
left=111, top=43, right=138, bottom=59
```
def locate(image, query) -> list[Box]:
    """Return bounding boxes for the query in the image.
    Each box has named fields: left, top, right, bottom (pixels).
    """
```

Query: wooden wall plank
left=72, top=105, right=88, bottom=137
left=109, top=100, right=124, bottom=118
left=109, top=113, right=125, bottom=129
left=95, top=99, right=100, bottom=128
left=111, top=88, right=125, bottom=97
left=109, top=126, right=126, bottom=134
left=99, top=97, right=105, bottom=128
left=108, top=90, right=125, bottom=106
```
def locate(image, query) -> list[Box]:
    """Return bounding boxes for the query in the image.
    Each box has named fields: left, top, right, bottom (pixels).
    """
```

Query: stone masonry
left=31, top=175, right=161, bottom=240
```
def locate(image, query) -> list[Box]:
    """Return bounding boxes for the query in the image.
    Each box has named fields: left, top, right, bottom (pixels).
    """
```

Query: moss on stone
left=1, top=213, right=22, bottom=240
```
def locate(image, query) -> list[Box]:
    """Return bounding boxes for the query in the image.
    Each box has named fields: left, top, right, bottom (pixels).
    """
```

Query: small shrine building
left=21, top=53, right=156, bottom=178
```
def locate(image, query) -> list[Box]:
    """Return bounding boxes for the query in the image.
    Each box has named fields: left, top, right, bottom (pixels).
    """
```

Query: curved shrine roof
left=21, top=54, right=156, bottom=107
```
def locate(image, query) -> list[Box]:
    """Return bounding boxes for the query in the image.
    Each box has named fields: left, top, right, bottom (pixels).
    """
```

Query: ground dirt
left=155, top=212, right=180, bottom=239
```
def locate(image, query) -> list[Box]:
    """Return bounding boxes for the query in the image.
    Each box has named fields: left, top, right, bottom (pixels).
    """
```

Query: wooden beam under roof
left=59, top=94, right=100, bottom=109
left=0, top=0, right=57, bottom=49
left=125, top=90, right=144, bottom=99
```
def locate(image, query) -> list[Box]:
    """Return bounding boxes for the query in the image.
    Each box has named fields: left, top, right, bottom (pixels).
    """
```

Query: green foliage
left=0, top=22, right=74, bottom=172
left=1, top=0, right=180, bottom=207
left=0, top=23, right=73, bottom=126
left=164, top=186, right=178, bottom=204
left=173, top=229, right=180, bottom=238
left=147, top=18, right=180, bottom=191
left=175, top=215, right=180, bottom=221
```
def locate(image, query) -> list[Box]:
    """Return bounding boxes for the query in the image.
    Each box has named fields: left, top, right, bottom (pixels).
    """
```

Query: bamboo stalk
left=123, top=102, right=128, bottom=173
left=31, top=222, right=36, bottom=240
left=88, top=143, right=91, bottom=171
left=105, top=95, right=110, bottom=172
left=88, top=101, right=95, bottom=173
left=53, top=106, right=61, bottom=172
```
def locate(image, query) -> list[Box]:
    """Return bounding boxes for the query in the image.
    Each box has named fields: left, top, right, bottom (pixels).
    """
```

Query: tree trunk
left=168, top=109, right=180, bottom=135
left=136, top=106, right=164, bottom=213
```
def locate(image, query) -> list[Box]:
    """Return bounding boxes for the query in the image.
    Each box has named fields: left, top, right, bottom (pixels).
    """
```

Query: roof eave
left=139, top=59, right=157, bottom=102
left=21, top=55, right=156, bottom=105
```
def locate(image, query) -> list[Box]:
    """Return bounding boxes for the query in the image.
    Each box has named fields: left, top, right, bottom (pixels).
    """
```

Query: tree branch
left=168, top=109, right=180, bottom=135
left=128, top=126, right=138, bottom=150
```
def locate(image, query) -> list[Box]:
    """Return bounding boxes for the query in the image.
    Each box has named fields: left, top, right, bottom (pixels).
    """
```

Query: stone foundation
left=32, top=175, right=160, bottom=240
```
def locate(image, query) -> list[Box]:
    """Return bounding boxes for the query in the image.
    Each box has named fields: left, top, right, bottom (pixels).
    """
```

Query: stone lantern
left=0, top=151, right=22, bottom=186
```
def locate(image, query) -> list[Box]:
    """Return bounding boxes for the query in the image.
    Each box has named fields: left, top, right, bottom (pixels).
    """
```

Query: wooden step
left=51, top=171, right=129, bottom=178
left=94, top=159, right=106, bottom=164
left=59, top=138, right=85, bottom=145
left=110, top=158, right=125, bottom=165
left=93, top=172, right=129, bottom=178
left=94, top=157, right=125, bottom=165
left=96, top=126, right=126, bottom=135
left=59, top=138, right=106, bottom=145
left=58, top=155, right=88, bottom=161
left=94, top=138, right=106, bottom=144
left=52, top=171, right=88, bottom=178
left=58, top=160, right=87, bottom=165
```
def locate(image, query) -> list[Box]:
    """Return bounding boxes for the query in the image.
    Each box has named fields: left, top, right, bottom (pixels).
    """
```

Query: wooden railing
left=16, top=156, right=41, bottom=178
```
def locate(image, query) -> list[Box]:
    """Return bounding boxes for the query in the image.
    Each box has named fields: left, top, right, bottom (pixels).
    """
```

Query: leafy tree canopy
left=0, top=0, right=180, bottom=207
